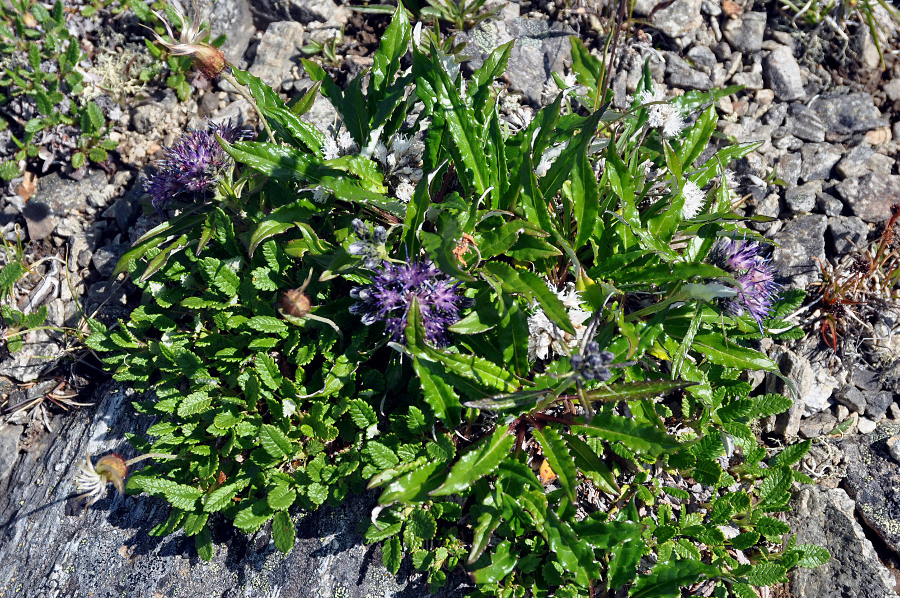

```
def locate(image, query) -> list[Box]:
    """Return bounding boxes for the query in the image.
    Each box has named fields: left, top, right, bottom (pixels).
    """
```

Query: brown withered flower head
left=147, top=5, right=226, bottom=79
left=74, top=452, right=128, bottom=508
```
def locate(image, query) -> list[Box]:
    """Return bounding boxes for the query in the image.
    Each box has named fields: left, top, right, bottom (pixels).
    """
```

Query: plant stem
left=221, top=70, right=277, bottom=143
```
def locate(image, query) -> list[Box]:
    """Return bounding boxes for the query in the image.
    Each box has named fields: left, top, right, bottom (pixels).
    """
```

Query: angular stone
left=196, top=0, right=255, bottom=64
left=884, top=78, right=900, bottom=102
left=776, top=153, right=801, bottom=187
left=722, top=12, right=766, bottom=53
left=788, top=485, right=897, bottom=598
left=249, top=0, right=349, bottom=26
left=866, top=391, right=893, bottom=421
left=686, top=45, right=717, bottom=69
left=827, top=215, right=869, bottom=255
left=664, top=53, right=712, bottom=90
left=816, top=192, right=843, bottom=216
left=835, top=385, right=867, bottom=414
left=764, top=45, right=806, bottom=101
left=813, top=93, right=888, bottom=136
left=634, top=0, right=703, bottom=38
left=23, top=170, right=108, bottom=241
left=784, top=181, right=820, bottom=214
left=851, top=367, right=882, bottom=391
left=459, top=19, right=572, bottom=105
left=841, top=423, right=900, bottom=558
left=835, top=173, right=900, bottom=223
left=787, top=103, right=826, bottom=142
left=836, top=144, right=875, bottom=179
left=799, top=411, right=837, bottom=439
left=771, top=214, right=827, bottom=290
left=249, top=21, right=306, bottom=89
left=799, top=143, right=842, bottom=182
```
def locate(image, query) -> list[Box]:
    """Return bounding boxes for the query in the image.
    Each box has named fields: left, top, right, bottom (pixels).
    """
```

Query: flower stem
left=125, top=453, right=177, bottom=467
left=221, top=70, right=277, bottom=144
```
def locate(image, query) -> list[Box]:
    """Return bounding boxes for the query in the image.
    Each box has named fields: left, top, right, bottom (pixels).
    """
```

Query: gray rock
left=841, top=423, right=900, bottom=559
left=835, top=173, right=900, bottom=223
left=664, top=53, right=712, bottom=90
left=817, top=192, right=844, bottom=216
left=0, top=423, right=21, bottom=495
left=0, top=329, right=62, bottom=382
left=686, top=45, right=717, bottom=70
left=771, top=214, right=827, bottom=290
left=763, top=45, right=806, bottom=101
left=835, top=385, right=867, bottom=414
left=787, top=485, right=897, bottom=598
left=249, top=21, right=306, bottom=90
left=460, top=19, right=572, bottom=105
left=634, top=0, right=703, bottom=38
left=763, top=102, right=788, bottom=126
left=851, top=367, right=882, bottom=391
left=196, top=0, right=255, bottom=65
left=800, top=143, right=842, bottom=182
left=249, top=0, right=350, bottom=26
left=730, top=66, right=764, bottom=91
left=21, top=171, right=107, bottom=241
left=827, top=215, right=868, bottom=255
left=884, top=77, right=900, bottom=102
left=91, top=244, right=128, bottom=279
left=784, top=181, right=821, bottom=214
left=787, top=103, right=826, bottom=143
left=764, top=348, right=821, bottom=437
left=776, top=153, right=801, bottom=187
left=130, top=91, right=178, bottom=135
left=799, top=411, right=837, bottom=438
left=0, top=382, right=465, bottom=597
left=722, top=12, right=766, bottom=53
left=836, top=144, right=875, bottom=178
left=866, top=391, right=893, bottom=421
left=813, top=93, right=888, bottom=136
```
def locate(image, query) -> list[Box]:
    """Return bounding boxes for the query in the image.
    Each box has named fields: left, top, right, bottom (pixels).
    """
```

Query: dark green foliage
left=90, top=5, right=828, bottom=596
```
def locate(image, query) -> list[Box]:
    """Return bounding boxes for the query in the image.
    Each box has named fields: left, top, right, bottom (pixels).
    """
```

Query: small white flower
left=390, top=134, right=414, bottom=157
left=337, top=130, right=356, bottom=153
left=372, top=141, right=389, bottom=165
left=74, top=453, right=128, bottom=508
left=323, top=136, right=341, bottom=161
left=311, top=187, right=329, bottom=203
left=526, top=282, right=592, bottom=361
left=394, top=180, right=416, bottom=203
left=680, top=179, right=706, bottom=219
left=535, top=155, right=553, bottom=178
left=638, top=88, right=686, bottom=138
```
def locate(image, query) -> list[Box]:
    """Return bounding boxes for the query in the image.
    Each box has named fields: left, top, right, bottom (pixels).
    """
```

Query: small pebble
left=886, top=436, right=900, bottom=463
left=857, top=417, right=877, bottom=434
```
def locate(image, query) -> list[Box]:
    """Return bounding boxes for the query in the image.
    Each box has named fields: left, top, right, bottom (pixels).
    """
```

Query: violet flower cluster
left=707, top=238, right=780, bottom=326
left=349, top=260, right=473, bottom=347
left=145, top=120, right=251, bottom=211
left=347, top=218, right=388, bottom=269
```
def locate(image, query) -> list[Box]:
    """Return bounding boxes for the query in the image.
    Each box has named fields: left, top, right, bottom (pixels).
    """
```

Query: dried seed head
left=147, top=7, right=227, bottom=79
left=74, top=452, right=128, bottom=507
left=850, top=254, right=872, bottom=276
left=280, top=289, right=312, bottom=318
left=883, top=225, right=897, bottom=248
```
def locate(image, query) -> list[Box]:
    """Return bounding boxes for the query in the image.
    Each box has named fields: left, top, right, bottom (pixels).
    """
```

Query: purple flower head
left=707, top=238, right=780, bottom=326
left=347, top=218, right=388, bottom=269
left=349, top=260, right=473, bottom=347
left=144, top=120, right=252, bottom=211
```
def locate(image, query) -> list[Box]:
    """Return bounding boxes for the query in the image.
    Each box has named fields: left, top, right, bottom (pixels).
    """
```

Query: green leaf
left=584, top=380, right=692, bottom=403
left=0, top=262, right=24, bottom=295
left=383, top=535, right=402, bottom=574
left=204, top=478, right=251, bottom=512
left=792, top=544, right=830, bottom=568
left=431, top=427, right=514, bottom=497
left=267, top=485, right=297, bottom=510
left=746, top=562, right=787, bottom=587
left=177, top=390, right=211, bottom=417
left=564, top=433, right=620, bottom=494
left=412, top=356, right=462, bottom=427
left=233, top=500, right=274, bottom=532
left=732, top=531, right=760, bottom=550
left=246, top=316, right=288, bottom=335
left=769, top=440, right=811, bottom=468
left=631, top=559, right=718, bottom=598
left=370, top=3, right=411, bottom=97
left=692, top=334, right=777, bottom=371
left=756, top=516, right=790, bottom=540
left=573, top=413, right=681, bottom=458
left=259, top=424, right=293, bottom=460
left=532, top=426, right=577, bottom=503
left=757, top=467, right=792, bottom=511
left=272, top=510, right=295, bottom=553
left=544, top=508, right=600, bottom=585
left=365, top=441, right=400, bottom=469
left=183, top=512, right=209, bottom=536
left=469, top=505, right=502, bottom=564
left=482, top=262, right=573, bottom=334
left=195, top=525, right=213, bottom=561
left=472, top=540, right=516, bottom=584
left=608, top=536, right=644, bottom=589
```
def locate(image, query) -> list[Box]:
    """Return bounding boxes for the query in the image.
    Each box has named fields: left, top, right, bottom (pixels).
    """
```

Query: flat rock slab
left=787, top=485, right=897, bottom=598
left=840, top=423, right=900, bottom=558
left=0, top=382, right=463, bottom=597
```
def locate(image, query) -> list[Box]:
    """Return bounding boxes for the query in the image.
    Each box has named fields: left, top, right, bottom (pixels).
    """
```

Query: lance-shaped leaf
left=583, top=380, right=693, bottom=403
left=692, top=334, right=777, bottom=371
left=431, top=427, right=514, bottom=496
left=630, top=559, right=719, bottom=598
left=573, top=412, right=681, bottom=458
left=472, top=540, right=516, bottom=584
left=563, top=433, right=620, bottom=495
left=532, top=426, right=577, bottom=503
left=483, top=262, right=574, bottom=334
